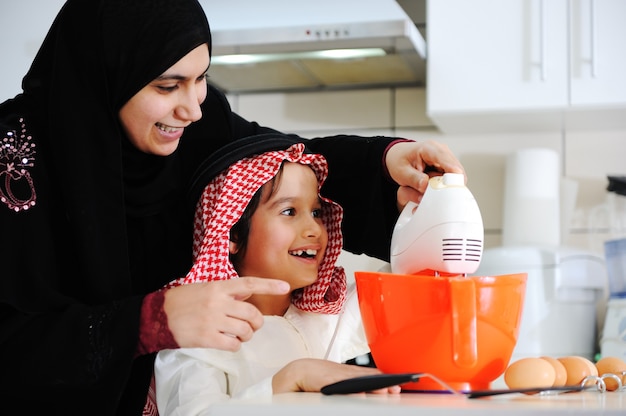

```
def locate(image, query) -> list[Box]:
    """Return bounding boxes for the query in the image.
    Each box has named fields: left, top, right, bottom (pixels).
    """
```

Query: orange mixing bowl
left=355, top=271, right=527, bottom=392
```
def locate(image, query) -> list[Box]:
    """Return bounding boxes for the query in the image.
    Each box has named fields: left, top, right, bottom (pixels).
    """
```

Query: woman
left=0, top=0, right=464, bottom=414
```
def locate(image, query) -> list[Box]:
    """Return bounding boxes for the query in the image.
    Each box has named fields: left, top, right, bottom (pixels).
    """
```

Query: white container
left=474, top=245, right=606, bottom=361
left=502, top=148, right=560, bottom=247
left=600, top=298, right=626, bottom=360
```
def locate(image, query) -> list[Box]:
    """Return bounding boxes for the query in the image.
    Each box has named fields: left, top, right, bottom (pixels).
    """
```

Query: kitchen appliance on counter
left=596, top=175, right=626, bottom=359
left=474, top=246, right=606, bottom=362
left=477, top=148, right=608, bottom=371
left=600, top=237, right=626, bottom=360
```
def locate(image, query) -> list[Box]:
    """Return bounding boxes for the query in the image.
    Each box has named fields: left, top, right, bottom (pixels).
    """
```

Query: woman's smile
left=155, top=122, right=185, bottom=143
left=155, top=122, right=184, bottom=134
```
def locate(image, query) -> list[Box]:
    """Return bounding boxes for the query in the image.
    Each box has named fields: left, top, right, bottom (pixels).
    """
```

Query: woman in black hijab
left=0, top=0, right=464, bottom=414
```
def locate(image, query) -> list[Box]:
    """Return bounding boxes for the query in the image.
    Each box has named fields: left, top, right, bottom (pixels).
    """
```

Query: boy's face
left=233, top=162, right=328, bottom=290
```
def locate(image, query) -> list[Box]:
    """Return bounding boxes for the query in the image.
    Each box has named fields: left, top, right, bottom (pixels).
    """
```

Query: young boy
left=153, top=135, right=398, bottom=415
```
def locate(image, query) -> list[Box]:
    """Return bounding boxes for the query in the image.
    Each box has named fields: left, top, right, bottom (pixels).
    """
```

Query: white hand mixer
left=390, top=173, right=484, bottom=275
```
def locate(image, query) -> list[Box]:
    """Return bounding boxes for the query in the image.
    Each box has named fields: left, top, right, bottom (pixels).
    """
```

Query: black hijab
left=20, top=0, right=212, bottom=304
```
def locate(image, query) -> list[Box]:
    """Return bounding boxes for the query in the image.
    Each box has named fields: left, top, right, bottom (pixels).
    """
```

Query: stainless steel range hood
left=199, top=0, right=426, bottom=93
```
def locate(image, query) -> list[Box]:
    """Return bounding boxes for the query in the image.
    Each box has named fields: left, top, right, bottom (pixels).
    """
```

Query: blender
left=601, top=237, right=626, bottom=359
left=600, top=176, right=626, bottom=360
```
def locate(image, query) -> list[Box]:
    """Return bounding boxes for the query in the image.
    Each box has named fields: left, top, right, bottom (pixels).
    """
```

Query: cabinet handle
left=590, top=0, right=598, bottom=77
left=540, top=0, right=547, bottom=81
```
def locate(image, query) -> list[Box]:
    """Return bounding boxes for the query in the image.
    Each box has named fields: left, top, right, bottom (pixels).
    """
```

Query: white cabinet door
left=426, top=0, right=626, bottom=133
left=427, top=0, right=569, bottom=113
left=569, top=0, right=626, bottom=106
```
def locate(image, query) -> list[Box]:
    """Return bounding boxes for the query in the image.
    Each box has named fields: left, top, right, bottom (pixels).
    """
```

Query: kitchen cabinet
left=426, top=0, right=626, bottom=134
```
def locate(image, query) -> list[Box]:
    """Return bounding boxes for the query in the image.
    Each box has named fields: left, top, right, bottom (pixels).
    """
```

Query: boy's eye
left=281, top=208, right=295, bottom=216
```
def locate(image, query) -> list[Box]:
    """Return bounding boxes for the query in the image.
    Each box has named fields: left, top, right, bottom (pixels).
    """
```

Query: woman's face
left=234, top=162, right=328, bottom=291
left=119, top=44, right=210, bottom=155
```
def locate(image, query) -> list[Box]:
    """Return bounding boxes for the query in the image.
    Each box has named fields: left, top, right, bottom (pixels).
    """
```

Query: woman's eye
left=156, top=85, right=178, bottom=93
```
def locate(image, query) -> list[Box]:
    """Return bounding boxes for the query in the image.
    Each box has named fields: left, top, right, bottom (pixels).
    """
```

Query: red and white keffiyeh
left=165, top=142, right=347, bottom=314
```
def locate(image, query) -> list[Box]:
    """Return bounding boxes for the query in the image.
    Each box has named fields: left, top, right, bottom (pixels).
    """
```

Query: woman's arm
left=306, top=135, right=400, bottom=261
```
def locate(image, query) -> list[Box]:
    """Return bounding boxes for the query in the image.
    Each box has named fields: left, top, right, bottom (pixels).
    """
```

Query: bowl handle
left=450, top=277, right=478, bottom=368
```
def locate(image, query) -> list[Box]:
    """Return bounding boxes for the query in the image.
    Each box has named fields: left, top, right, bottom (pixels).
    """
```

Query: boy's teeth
left=290, top=249, right=317, bottom=257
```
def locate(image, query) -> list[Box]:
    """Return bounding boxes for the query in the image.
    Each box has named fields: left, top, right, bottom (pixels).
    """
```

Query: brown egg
left=540, top=356, right=567, bottom=387
left=595, top=356, right=626, bottom=391
left=504, top=357, right=556, bottom=390
left=557, top=356, right=598, bottom=386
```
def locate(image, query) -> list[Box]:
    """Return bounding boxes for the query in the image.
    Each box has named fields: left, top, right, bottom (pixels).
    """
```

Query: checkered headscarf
left=165, top=143, right=346, bottom=314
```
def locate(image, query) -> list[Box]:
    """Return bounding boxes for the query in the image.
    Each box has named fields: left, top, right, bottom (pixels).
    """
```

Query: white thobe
left=154, top=284, right=369, bottom=416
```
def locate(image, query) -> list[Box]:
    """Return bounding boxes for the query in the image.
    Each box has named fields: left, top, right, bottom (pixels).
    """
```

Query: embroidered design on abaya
left=0, top=118, right=36, bottom=212
left=165, top=143, right=347, bottom=314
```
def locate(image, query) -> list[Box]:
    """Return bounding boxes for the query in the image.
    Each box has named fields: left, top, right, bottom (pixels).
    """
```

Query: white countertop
left=212, top=391, right=626, bottom=415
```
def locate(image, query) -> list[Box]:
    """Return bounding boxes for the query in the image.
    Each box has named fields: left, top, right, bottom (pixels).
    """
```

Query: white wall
left=0, top=1, right=67, bottom=99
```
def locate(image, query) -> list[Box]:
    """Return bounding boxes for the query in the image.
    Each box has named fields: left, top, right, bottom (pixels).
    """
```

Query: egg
left=595, top=356, right=626, bottom=391
left=557, top=356, right=598, bottom=386
left=539, top=356, right=567, bottom=387
left=504, top=357, right=556, bottom=390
